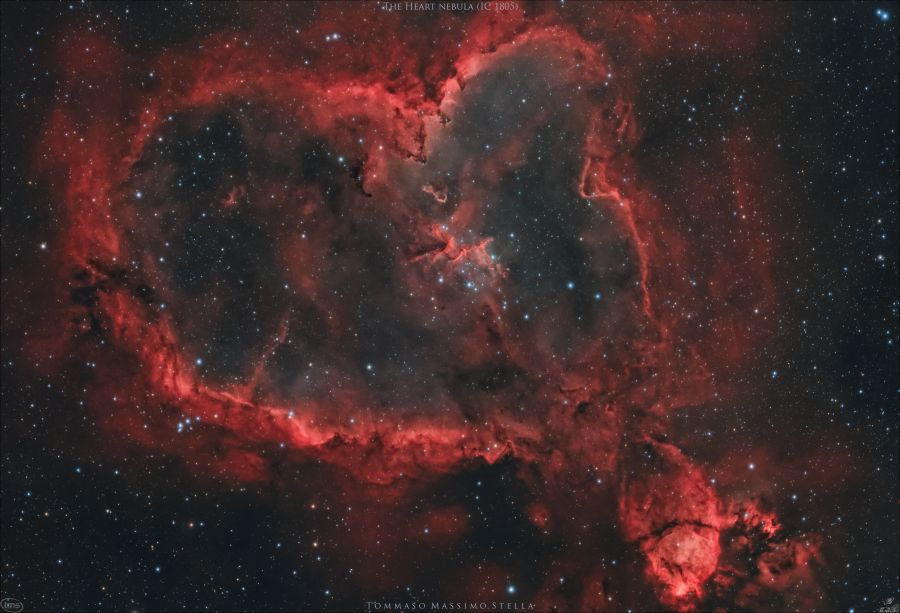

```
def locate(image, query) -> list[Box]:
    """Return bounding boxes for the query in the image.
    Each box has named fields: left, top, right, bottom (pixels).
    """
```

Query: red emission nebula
left=24, top=3, right=835, bottom=611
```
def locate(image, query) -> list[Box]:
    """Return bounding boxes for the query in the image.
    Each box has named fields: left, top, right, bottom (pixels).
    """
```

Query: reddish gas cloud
left=27, top=3, right=825, bottom=610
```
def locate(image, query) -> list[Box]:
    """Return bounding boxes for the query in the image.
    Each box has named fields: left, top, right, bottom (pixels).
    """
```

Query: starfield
left=1, top=2, right=897, bottom=612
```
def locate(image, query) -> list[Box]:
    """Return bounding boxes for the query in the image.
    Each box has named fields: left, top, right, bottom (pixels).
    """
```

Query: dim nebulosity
left=2, top=2, right=898, bottom=612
